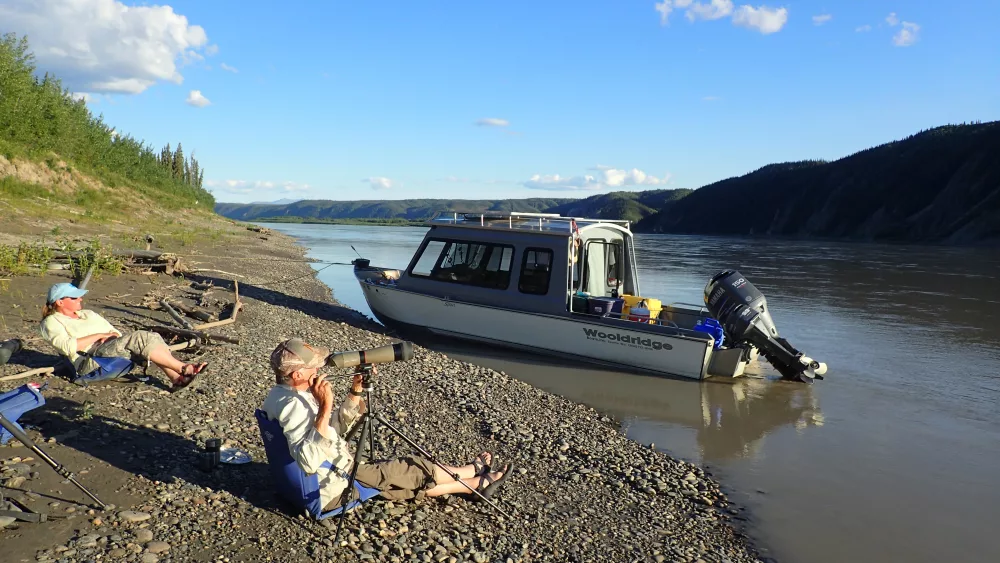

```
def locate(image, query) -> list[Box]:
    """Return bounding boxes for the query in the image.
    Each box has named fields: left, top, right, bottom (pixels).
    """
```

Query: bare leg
left=424, top=469, right=505, bottom=497
left=146, top=345, right=205, bottom=384
left=431, top=452, right=492, bottom=482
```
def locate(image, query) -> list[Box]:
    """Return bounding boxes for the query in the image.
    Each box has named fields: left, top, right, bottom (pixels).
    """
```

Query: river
left=261, top=222, right=1000, bottom=563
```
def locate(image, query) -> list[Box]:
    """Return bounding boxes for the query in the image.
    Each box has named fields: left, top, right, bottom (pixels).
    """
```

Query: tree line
left=0, top=32, right=213, bottom=208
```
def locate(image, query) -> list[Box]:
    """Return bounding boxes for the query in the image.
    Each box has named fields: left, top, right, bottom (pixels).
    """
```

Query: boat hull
left=358, top=281, right=712, bottom=380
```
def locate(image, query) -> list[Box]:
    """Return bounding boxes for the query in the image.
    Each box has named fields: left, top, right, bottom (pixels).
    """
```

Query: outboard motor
left=705, top=270, right=827, bottom=382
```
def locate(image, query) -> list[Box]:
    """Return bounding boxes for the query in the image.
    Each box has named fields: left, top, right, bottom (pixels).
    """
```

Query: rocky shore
left=1, top=225, right=761, bottom=563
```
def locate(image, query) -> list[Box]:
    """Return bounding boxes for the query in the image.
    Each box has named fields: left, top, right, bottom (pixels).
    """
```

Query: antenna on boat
left=350, top=245, right=363, bottom=258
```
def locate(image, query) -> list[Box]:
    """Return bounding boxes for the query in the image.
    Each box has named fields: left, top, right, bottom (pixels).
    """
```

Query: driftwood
left=0, top=367, right=54, bottom=382
left=150, top=325, right=240, bottom=345
left=188, top=268, right=244, bottom=278
left=193, top=281, right=241, bottom=330
left=169, top=300, right=214, bottom=323
left=159, top=299, right=194, bottom=330
left=168, top=339, right=198, bottom=352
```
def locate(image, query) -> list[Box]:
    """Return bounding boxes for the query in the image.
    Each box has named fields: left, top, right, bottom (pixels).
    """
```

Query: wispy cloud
left=855, top=24, right=872, bottom=33
left=363, top=177, right=394, bottom=190
left=475, top=118, right=510, bottom=127
left=893, top=22, right=920, bottom=47
left=523, top=167, right=671, bottom=192
left=219, top=63, right=238, bottom=73
left=702, top=95, right=722, bottom=101
left=656, top=1, right=788, bottom=34
left=885, top=13, right=920, bottom=47
left=0, top=0, right=211, bottom=95
left=812, top=14, right=832, bottom=26
left=185, top=90, right=211, bottom=107
left=206, top=179, right=310, bottom=195
left=731, top=5, right=788, bottom=34
left=205, top=44, right=219, bottom=56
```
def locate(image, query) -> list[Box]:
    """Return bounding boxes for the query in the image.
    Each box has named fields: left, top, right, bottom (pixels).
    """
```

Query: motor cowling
left=705, top=270, right=827, bottom=382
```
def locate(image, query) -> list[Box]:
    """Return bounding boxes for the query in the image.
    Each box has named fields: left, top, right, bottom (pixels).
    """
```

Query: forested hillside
left=545, top=189, right=692, bottom=224
left=0, top=33, right=213, bottom=218
left=637, top=122, right=1000, bottom=244
left=215, top=198, right=575, bottom=222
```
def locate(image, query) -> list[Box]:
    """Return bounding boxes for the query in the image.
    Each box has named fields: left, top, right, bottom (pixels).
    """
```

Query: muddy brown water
left=264, top=223, right=1000, bottom=563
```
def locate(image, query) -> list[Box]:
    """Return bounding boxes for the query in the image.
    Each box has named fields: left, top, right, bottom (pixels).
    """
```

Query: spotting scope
left=325, top=341, right=414, bottom=369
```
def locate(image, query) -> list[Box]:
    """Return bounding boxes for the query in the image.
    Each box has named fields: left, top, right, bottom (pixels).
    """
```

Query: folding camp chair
left=254, top=409, right=380, bottom=519
left=0, top=383, right=45, bottom=446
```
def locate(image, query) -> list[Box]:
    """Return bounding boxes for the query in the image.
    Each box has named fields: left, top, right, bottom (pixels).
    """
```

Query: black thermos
left=202, top=438, right=221, bottom=471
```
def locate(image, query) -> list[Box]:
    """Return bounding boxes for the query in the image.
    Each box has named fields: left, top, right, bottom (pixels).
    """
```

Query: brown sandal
left=171, top=363, right=207, bottom=392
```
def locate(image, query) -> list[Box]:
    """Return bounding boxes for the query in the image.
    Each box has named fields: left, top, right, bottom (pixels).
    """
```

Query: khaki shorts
left=324, top=455, right=437, bottom=511
left=77, top=330, right=166, bottom=375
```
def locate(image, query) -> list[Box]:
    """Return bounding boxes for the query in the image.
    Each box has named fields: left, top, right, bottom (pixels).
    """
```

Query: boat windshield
left=410, top=238, right=514, bottom=290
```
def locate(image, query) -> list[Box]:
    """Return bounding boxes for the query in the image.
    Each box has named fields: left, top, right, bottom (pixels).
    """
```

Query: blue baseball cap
left=47, top=283, right=88, bottom=304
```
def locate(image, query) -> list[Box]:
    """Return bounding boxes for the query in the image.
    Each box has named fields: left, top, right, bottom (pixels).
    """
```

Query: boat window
left=411, top=240, right=446, bottom=276
left=411, top=239, right=514, bottom=289
left=519, top=248, right=553, bottom=295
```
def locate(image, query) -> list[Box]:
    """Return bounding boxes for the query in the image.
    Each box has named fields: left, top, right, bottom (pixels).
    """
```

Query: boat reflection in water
left=418, top=333, right=823, bottom=464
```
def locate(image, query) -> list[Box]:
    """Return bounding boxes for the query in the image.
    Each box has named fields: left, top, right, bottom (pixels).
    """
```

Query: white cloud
left=0, top=0, right=210, bottom=95
left=219, top=63, right=239, bottom=73
left=71, top=92, right=96, bottom=103
left=812, top=14, right=832, bottom=26
left=686, top=0, right=734, bottom=22
left=363, top=177, right=394, bottom=190
left=655, top=1, right=787, bottom=34
left=206, top=179, right=310, bottom=195
left=732, top=5, right=789, bottom=34
left=523, top=167, right=671, bottom=192
left=893, top=22, right=920, bottom=47
left=886, top=12, right=900, bottom=26
left=855, top=24, right=872, bottom=32
left=205, top=44, right=219, bottom=56
left=185, top=90, right=211, bottom=107
left=702, top=95, right=722, bottom=101
left=475, top=118, right=510, bottom=127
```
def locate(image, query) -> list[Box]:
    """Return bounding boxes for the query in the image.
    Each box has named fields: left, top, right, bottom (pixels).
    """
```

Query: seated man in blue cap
left=40, top=282, right=207, bottom=390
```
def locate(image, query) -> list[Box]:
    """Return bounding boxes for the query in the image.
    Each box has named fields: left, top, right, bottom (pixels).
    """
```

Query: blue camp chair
left=254, top=409, right=380, bottom=519
left=0, top=383, right=45, bottom=445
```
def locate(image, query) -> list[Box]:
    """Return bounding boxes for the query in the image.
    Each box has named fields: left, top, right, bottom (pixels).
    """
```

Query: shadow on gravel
left=4, top=347, right=75, bottom=380
left=22, top=397, right=294, bottom=516
left=186, top=274, right=394, bottom=337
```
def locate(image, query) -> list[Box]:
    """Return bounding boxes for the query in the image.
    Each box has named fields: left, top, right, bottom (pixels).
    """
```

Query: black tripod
left=331, top=364, right=511, bottom=547
left=0, top=411, right=107, bottom=510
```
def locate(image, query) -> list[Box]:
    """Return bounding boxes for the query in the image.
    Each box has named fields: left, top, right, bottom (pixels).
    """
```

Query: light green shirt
left=40, top=310, right=122, bottom=369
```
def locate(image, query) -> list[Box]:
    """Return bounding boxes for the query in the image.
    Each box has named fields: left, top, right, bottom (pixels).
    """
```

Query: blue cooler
left=0, top=383, right=45, bottom=445
left=693, top=318, right=725, bottom=349
left=588, top=297, right=624, bottom=317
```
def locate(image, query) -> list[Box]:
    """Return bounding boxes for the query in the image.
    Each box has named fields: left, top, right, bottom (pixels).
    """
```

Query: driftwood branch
left=150, top=325, right=240, bottom=345
left=188, top=268, right=245, bottom=278
left=159, top=299, right=194, bottom=330
left=193, top=280, right=243, bottom=330
left=168, top=339, right=199, bottom=352
left=168, top=300, right=214, bottom=323
left=0, top=367, right=55, bottom=382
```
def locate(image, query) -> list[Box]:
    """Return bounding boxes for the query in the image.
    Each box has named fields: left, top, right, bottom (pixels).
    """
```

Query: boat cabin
left=397, top=212, right=640, bottom=316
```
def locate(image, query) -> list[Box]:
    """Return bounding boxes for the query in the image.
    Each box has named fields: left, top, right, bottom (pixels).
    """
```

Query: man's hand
left=310, top=375, right=334, bottom=411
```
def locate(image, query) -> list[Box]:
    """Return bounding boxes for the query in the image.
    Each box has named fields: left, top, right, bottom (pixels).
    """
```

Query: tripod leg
left=371, top=414, right=512, bottom=518
left=333, top=412, right=371, bottom=548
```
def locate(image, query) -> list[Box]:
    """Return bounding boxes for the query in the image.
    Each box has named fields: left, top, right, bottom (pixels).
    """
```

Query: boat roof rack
left=427, top=211, right=632, bottom=235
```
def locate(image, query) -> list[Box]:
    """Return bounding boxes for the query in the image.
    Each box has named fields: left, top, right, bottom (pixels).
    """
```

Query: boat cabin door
left=577, top=238, right=625, bottom=298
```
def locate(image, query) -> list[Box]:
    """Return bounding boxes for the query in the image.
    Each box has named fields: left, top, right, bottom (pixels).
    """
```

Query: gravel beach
left=1, top=225, right=762, bottom=563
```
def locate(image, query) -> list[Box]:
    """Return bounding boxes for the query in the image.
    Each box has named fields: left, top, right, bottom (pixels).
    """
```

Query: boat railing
left=430, top=211, right=632, bottom=229
left=663, top=301, right=710, bottom=314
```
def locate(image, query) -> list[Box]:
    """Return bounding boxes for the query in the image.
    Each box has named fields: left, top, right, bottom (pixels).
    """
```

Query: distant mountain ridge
left=215, top=122, right=1000, bottom=244
left=214, top=198, right=575, bottom=222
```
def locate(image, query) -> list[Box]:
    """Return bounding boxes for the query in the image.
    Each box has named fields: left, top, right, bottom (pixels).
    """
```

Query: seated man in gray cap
left=261, top=338, right=511, bottom=512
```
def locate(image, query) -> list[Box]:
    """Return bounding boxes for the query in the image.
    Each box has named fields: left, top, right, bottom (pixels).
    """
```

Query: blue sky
left=2, top=1, right=998, bottom=203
